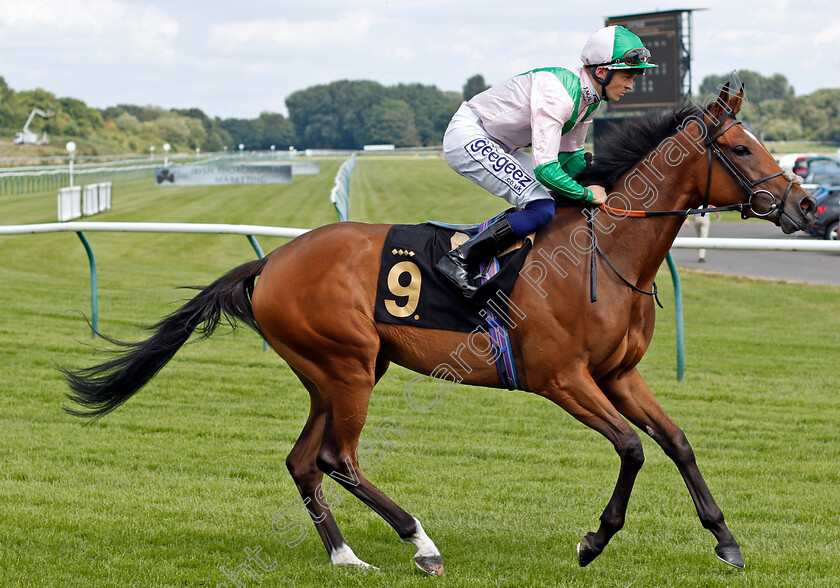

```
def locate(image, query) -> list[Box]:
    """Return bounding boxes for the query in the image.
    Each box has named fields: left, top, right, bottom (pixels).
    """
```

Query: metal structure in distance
left=593, top=9, right=702, bottom=153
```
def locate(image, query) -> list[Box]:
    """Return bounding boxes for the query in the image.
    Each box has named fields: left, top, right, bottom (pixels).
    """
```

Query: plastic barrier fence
left=57, top=186, right=82, bottom=222
left=82, top=182, right=112, bottom=216
left=329, top=155, right=356, bottom=222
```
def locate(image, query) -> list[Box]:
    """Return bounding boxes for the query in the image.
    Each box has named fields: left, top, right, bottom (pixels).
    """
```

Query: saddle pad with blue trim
left=374, top=223, right=531, bottom=333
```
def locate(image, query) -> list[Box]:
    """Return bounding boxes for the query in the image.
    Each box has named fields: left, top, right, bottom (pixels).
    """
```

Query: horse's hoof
left=414, top=554, right=444, bottom=575
left=715, top=544, right=745, bottom=569
left=334, top=559, right=379, bottom=572
left=331, top=545, right=380, bottom=571
left=335, top=560, right=380, bottom=571
left=577, top=532, right=603, bottom=567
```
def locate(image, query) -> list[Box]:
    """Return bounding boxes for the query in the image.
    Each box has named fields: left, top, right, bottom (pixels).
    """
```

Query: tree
left=1, top=69, right=836, bottom=156
left=698, top=70, right=794, bottom=104
left=386, top=83, right=460, bottom=145
left=694, top=70, right=835, bottom=141
left=256, top=112, right=296, bottom=149
left=113, top=112, right=141, bottom=134
left=0, top=76, right=18, bottom=129
left=146, top=114, right=207, bottom=150
left=219, top=118, right=261, bottom=150
left=801, top=89, right=840, bottom=142
left=286, top=80, right=385, bottom=149
left=175, top=109, right=235, bottom=152
left=759, top=118, right=804, bottom=141
left=101, top=104, right=168, bottom=123
left=463, top=74, right=489, bottom=101
left=363, top=99, right=420, bottom=147
left=286, top=80, right=461, bottom=149
left=57, top=97, right=104, bottom=138
left=203, top=127, right=233, bottom=152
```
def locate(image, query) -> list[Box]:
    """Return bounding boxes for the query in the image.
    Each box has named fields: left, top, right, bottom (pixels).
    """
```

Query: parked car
left=805, top=185, right=840, bottom=240
left=777, top=154, right=840, bottom=192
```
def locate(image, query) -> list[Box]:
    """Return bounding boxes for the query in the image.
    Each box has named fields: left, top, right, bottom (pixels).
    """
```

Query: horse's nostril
left=801, top=197, right=817, bottom=215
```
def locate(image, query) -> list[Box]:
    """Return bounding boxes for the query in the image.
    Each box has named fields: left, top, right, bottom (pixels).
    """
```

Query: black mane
left=576, top=105, right=703, bottom=190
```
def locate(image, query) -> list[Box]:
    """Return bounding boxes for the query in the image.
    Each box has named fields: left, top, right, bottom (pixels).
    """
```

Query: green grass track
left=1, top=154, right=838, bottom=587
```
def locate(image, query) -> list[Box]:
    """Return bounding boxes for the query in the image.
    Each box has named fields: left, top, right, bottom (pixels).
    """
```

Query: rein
left=586, top=108, right=797, bottom=307
left=586, top=209, right=663, bottom=308
left=598, top=202, right=741, bottom=218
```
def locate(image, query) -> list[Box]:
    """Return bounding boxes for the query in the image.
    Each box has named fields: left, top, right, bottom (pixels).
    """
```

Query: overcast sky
left=0, top=0, right=837, bottom=120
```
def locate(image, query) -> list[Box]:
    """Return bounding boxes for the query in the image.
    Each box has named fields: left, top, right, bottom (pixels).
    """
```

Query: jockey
left=436, top=25, right=658, bottom=297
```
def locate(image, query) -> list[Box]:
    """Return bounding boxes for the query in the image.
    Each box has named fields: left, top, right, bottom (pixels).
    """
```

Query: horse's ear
left=718, top=81, right=731, bottom=105
left=706, top=82, right=731, bottom=122
left=728, top=84, right=746, bottom=116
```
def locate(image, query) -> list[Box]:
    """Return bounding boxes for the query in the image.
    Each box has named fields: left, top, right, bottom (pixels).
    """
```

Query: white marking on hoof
left=330, top=544, right=379, bottom=570
left=403, top=518, right=441, bottom=559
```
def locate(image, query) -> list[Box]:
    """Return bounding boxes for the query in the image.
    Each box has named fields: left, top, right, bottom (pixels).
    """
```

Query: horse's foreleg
left=316, top=384, right=444, bottom=576
left=601, top=368, right=744, bottom=568
left=536, top=370, right=645, bottom=566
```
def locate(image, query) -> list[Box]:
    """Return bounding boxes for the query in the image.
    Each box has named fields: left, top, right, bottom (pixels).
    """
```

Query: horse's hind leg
left=601, top=368, right=743, bottom=568
left=284, top=369, right=376, bottom=569
left=316, top=369, right=444, bottom=575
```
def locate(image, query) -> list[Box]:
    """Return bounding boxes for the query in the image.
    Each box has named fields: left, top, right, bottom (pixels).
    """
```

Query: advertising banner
left=154, top=164, right=292, bottom=186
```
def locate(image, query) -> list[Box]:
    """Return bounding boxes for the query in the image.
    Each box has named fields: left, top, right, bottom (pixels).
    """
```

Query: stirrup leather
left=435, top=215, right=517, bottom=297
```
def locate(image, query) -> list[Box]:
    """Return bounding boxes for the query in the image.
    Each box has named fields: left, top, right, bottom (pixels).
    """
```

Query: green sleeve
left=557, top=150, right=587, bottom=179
left=534, top=152, right=592, bottom=202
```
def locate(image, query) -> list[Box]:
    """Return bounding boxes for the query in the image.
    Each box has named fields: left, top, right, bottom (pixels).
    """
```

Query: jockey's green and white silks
left=459, top=66, right=601, bottom=203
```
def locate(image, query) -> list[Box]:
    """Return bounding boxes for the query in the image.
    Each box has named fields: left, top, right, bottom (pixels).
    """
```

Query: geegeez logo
left=465, top=138, right=534, bottom=195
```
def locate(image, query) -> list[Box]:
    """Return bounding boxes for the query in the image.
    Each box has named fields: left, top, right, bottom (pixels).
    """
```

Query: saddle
left=374, top=216, right=532, bottom=389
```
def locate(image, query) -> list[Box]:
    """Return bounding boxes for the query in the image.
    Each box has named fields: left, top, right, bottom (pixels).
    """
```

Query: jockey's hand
left=587, top=185, right=608, bottom=205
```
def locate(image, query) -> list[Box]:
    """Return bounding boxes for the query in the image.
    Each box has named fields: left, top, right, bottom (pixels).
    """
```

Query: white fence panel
left=83, top=184, right=100, bottom=216
left=80, top=182, right=113, bottom=217
left=98, top=182, right=112, bottom=212
left=57, top=186, right=82, bottom=222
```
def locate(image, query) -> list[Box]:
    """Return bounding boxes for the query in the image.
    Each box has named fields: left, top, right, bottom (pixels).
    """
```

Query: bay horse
left=63, top=85, right=815, bottom=574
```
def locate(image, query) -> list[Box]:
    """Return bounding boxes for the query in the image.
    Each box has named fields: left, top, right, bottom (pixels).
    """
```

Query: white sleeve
left=559, top=118, right=592, bottom=153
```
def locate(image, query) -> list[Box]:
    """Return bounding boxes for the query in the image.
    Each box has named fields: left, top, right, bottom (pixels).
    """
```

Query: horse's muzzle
left=778, top=191, right=817, bottom=234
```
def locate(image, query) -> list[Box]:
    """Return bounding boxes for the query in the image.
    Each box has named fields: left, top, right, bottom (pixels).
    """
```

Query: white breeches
left=442, top=103, right=554, bottom=209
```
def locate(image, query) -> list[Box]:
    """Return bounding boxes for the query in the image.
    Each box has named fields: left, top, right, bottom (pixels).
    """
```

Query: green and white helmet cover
left=580, top=25, right=658, bottom=71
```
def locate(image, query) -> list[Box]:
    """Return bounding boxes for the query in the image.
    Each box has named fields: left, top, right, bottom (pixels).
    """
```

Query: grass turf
left=1, top=154, right=839, bottom=587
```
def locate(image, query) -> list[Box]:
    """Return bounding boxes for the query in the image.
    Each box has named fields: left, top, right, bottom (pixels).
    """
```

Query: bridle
left=597, top=106, right=798, bottom=223
left=587, top=105, right=799, bottom=306
left=700, top=108, right=797, bottom=222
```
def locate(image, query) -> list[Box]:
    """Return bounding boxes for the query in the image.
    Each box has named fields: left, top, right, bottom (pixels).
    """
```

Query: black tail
left=61, top=257, right=269, bottom=421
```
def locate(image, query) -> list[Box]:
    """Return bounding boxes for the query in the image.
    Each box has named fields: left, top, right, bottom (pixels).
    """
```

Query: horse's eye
left=733, top=145, right=751, bottom=156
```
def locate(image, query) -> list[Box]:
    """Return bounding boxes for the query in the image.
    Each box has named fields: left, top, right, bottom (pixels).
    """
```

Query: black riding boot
left=435, top=215, right=518, bottom=298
